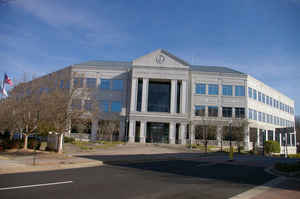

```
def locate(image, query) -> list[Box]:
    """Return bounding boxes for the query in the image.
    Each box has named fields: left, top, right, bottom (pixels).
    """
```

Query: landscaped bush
left=288, top=154, right=300, bottom=158
left=264, top=140, right=280, bottom=154
left=2, top=139, right=23, bottom=150
left=64, top=136, right=75, bottom=143
left=28, top=139, right=41, bottom=150
left=274, top=162, right=300, bottom=173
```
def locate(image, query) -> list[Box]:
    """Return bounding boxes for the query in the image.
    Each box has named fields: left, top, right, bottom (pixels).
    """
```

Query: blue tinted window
left=100, top=79, right=110, bottom=90
left=100, top=101, right=109, bottom=112
left=253, top=89, right=257, bottom=100
left=253, top=110, right=257, bottom=120
left=258, top=92, right=262, bottom=101
left=111, top=101, right=122, bottom=112
left=258, top=112, right=262, bottom=121
left=86, top=78, right=97, bottom=88
left=73, top=78, right=83, bottom=88
left=112, top=80, right=123, bottom=90
left=235, top=86, right=245, bottom=96
left=195, top=105, right=205, bottom=116
left=222, top=85, right=232, bottom=96
left=208, top=84, right=218, bottom=95
left=270, top=97, right=273, bottom=106
left=60, top=80, right=64, bottom=88
left=262, top=94, right=265, bottom=103
left=248, top=109, right=253, bottom=119
left=266, top=96, right=269, bottom=105
left=262, top=113, right=266, bottom=122
left=65, top=80, right=70, bottom=89
left=196, top=83, right=206, bottom=94
left=248, top=87, right=252, bottom=98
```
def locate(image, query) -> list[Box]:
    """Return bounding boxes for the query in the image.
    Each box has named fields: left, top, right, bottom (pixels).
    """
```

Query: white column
left=119, top=120, right=125, bottom=141
left=190, top=124, right=195, bottom=144
left=140, top=121, right=146, bottom=143
left=216, top=126, right=222, bottom=146
left=273, top=130, right=275, bottom=141
left=243, top=125, right=250, bottom=151
left=141, top=78, right=149, bottom=112
left=180, top=123, right=187, bottom=145
left=180, top=80, right=187, bottom=114
left=91, top=119, right=98, bottom=141
left=169, top=122, right=176, bottom=144
left=279, top=133, right=282, bottom=146
left=265, top=130, right=269, bottom=141
left=129, top=120, right=136, bottom=143
left=170, top=80, right=177, bottom=114
left=130, top=78, right=138, bottom=112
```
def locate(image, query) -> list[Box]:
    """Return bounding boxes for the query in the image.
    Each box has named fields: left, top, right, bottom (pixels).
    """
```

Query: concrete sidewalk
left=0, top=152, right=103, bottom=174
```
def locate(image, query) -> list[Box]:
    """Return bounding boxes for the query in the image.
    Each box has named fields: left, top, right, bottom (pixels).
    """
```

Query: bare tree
left=194, top=120, right=216, bottom=153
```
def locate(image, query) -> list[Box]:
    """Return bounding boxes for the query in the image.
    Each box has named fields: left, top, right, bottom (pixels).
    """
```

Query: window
left=266, top=96, right=269, bottom=105
left=258, top=112, right=262, bottom=121
left=235, top=108, right=245, bottom=118
left=253, top=89, right=257, bottom=100
left=86, top=78, right=97, bottom=88
left=208, top=84, right=218, bottom=95
left=222, top=107, right=232, bottom=117
left=248, top=109, right=253, bottom=119
left=59, top=80, right=64, bottom=88
left=112, top=80, right=123, bottom=90
left=270, top=97, right=273, bottom=106
left=253, top=110, right=257, bottom=120
left=195, top=105, right=205, bottom=116
left=258, top=92, right=262, bottom=102
left=235, top=86, right=245, bottom=96
left=196, top=83, right=206, bottom=94
left=84, top=100, right=92, bottom=111
left=262, top=94, right=265, bottom=103
left=111, top=101, right=122, bottom=112
left=208, top=106, right=218, bottom=117
left=222, top=85, right=233, bottom=96
left=73, top=78, right=83, bottom=88
left=262, top=113, right=266, bottom=122
left=100, top=79, right=110, bottom=90
left=100, top=101, right=109, bottom=112
left=248, top=87, right=252, bottom=98
left=71, top=99, right=81, bottom=110
left=65, top=80, right=70, bottom=89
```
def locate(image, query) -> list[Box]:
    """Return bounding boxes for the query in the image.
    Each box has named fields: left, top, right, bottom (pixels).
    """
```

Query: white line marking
left=0, top=181, right=73, bottom=191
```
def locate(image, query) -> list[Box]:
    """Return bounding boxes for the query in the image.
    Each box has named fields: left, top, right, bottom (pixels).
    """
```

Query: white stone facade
left=31, top=49, right=297, bottom=154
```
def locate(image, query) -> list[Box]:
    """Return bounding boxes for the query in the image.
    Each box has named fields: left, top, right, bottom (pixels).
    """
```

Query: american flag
left=4, top=74, right=13, bottom=85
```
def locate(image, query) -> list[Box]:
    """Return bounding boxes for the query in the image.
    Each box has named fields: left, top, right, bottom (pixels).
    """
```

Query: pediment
left=132, top=49, right=189, bottom=69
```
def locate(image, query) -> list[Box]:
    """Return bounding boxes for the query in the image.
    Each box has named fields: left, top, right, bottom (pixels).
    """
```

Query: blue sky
left=1, top=0, right=299, bottom=115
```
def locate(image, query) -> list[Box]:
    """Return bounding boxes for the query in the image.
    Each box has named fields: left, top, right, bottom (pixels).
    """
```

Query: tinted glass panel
left=235, top=86, right=245, bottom=96
left=195, top=105, right=205, bottom=116
left=111, top=101, right=122, bottom=112
left=196, top=84, right=206, bottom=94
left=208, top=106, right=218, bottom=117
left=223, top=85, right=233, bottom=96
left=86, top=78, right=97, bottom=88
left=148, top=81, right=170, bottom=112
left=100, top=79, right=110, bottom=89
left=112, top=80, right=123, bottom=90
left=208, top=84, right=218, bottom=95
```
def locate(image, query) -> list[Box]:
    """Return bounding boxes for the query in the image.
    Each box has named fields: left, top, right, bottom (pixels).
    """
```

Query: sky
left=0, top=0, right=299, bottom=115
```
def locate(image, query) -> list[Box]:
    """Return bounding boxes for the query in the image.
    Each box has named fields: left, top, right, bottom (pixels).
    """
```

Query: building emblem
left=155, top=54, right=165, bottom=64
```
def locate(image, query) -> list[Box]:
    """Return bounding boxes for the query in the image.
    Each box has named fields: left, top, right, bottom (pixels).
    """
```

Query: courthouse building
left=31, top=49, right=297, bottom=154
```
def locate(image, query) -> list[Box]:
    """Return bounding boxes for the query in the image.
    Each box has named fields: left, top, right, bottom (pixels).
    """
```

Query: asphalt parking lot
left=0, top=154, right=281, bottom=199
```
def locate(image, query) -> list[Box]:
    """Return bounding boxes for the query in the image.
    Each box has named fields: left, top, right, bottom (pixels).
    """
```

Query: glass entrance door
left=146, top=122, right=169, bottom=143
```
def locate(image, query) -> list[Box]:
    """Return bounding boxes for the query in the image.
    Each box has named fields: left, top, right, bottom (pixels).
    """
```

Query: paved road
left=0, top=155, right=280, bottom=199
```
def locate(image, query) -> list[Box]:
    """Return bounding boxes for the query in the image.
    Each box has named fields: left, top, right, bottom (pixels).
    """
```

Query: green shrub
left=288, top=154, right=300, bottom=158
left=264, top=140, right=280, bottom=154
left=64, top=136, right=75, bottom=143
left=2, top=139, right=23, bottom=150
left=28, top=139, right=41, bottom=150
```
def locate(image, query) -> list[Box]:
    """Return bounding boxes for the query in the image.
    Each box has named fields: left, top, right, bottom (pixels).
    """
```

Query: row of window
left=248, top=87, right=294, bottom=115
left=195, top=84, right=245, bottom=96
left=248, top=108, right=294, bottom=127
left=195, top=106, right=245, bottom=118
left=71, top=99, right=122, bottom=113
left=72, top=78, right=123, bottom=90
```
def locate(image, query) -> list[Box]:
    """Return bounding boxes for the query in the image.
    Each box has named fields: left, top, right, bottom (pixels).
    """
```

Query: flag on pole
left=1, top=86, right=8, bottom=97
left=4, top=74, right=13, bottom=85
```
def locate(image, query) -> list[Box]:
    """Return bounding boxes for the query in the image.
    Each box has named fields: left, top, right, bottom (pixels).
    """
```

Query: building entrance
left=146, top=122, right=169, bottom=143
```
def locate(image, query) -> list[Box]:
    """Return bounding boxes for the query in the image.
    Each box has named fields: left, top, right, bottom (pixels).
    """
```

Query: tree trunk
left=57, top=133, right=64, bottom=153
left=23, top=134, right=28, bottom=150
